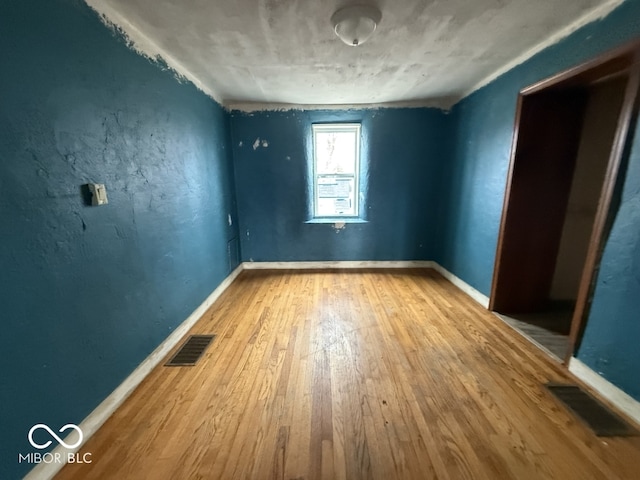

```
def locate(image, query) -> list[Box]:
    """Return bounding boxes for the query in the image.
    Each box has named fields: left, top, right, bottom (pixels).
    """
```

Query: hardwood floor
left=55, top=269, right=640, bottom=480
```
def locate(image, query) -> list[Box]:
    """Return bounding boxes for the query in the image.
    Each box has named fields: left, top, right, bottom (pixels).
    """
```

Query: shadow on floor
left=495, top=302, right=573, bottom=360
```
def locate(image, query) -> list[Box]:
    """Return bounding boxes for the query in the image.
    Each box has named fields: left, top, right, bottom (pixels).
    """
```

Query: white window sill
left=305, top=218, right=368, bottom=224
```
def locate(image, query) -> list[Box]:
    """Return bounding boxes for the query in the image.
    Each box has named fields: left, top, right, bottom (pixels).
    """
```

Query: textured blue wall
left=579, top=120, right=640, bottom=401
left=0, top=1, right=238, bottom=477
left=231, top=108, right=448, bottom=262
left=437, top=0, right=640, bottom=399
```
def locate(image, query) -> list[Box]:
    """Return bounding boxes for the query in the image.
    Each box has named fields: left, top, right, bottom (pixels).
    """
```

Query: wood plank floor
left=55, top=269, right=640, bottom=480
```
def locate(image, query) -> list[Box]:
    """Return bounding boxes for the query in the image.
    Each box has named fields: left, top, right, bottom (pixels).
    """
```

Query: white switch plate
left=88, top=183, right=108, bottom=205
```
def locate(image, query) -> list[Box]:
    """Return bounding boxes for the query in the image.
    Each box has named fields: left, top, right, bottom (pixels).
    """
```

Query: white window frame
left=312, top=123, right=361, bottom=218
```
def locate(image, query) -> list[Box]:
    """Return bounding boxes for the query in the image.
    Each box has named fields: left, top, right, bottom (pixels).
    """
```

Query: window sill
left=305, top=218, right=368, bottom=224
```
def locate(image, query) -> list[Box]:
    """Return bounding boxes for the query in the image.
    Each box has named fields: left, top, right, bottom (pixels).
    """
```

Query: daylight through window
left=312, top=123, right=361, bottom=218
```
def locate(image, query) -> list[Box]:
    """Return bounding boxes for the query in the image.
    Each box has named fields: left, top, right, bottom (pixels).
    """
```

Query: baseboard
left=568, top=357, right=640, bottom=427
left=24, top=264, right=244, bottom=480
left=241, top=260, right=435, bottom=269
left=430, top=264, right=490, bottom=308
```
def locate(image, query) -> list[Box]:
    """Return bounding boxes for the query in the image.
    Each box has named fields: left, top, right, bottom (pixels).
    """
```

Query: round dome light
left=331, top=5, right=382, bottom=47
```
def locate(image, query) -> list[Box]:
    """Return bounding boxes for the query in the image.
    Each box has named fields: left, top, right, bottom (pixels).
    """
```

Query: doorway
left=489, top=40, right=640, bottom=363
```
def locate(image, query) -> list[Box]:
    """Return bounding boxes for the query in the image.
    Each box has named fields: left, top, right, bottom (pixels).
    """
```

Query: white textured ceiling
left=85, top=0, right=621, bottom=110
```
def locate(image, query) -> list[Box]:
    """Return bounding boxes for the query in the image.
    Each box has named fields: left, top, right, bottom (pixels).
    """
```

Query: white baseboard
left=430, top=263, right=490, bottom=308
left=241, top=260, right=435, bottom=270
left=568, top=357, right=640, bottom=427
left=24, top=265, right=244, bottom=480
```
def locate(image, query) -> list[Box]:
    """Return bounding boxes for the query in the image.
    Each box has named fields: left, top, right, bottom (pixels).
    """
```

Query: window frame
left=311, top=123, right=362, bottom=219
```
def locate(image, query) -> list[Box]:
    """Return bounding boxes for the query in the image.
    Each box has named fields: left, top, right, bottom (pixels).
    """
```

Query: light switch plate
left=88, top=183, right=108, bottom=206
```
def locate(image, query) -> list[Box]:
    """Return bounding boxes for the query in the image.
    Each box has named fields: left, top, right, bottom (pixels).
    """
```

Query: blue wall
left=579, top=120, right=640, bottom=400
left=231, top=108, right=448, bottom=262
left=0, top=1, right=238, bottom=477
left=436, top=0, right=640, bottom=400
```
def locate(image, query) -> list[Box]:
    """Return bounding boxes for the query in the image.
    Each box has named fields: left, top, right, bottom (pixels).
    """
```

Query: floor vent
left=546, top=383, right=638, bottom=437
left=165, top=335, right=215, bottom=367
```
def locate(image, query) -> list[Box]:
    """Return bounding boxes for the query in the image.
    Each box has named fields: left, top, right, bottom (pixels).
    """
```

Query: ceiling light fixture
left=331, top=5, right=382, bottom=47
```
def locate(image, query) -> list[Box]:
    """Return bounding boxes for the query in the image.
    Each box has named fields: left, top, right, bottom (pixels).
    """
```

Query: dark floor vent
left=165, top=335, right=215, bottom=366
left=546, top=383, right=638, bottom=437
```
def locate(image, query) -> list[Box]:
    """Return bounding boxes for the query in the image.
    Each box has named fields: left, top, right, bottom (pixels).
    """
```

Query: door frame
left=489, top=39, right=640, bottom=364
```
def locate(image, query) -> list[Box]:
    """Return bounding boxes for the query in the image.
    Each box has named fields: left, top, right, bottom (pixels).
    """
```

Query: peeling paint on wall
left=333, top=222, right=346, bottom=233
left=232, top=108, right=444, bottom=262
left=251, top=137, right=269, bottom=150
left=83, top=0, right=223, bottom=103
left=229, top=101, right=450, bottom=113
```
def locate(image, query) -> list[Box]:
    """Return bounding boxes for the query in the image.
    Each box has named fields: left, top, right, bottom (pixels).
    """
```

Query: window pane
left=316, top=176, right=355, bottom=216
left=315, top=131, right=357, bottom=174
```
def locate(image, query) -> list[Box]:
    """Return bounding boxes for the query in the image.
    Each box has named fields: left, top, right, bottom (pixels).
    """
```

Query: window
left=312, top=123, right=361, bottom=218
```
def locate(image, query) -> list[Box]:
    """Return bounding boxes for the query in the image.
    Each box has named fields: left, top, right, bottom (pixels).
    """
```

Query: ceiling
left=84, top=0, right=621, bottom=110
